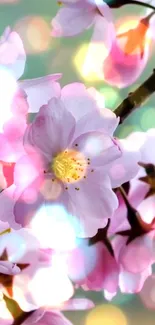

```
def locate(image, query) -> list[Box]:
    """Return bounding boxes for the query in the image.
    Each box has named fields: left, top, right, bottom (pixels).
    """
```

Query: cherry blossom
left=109, top=129, right=155, bottom=293
left=51, top=0, right=115, bottom=63
left=0, top=82, right=140, bottom=237
left=0, top=26, right=62, bottom=117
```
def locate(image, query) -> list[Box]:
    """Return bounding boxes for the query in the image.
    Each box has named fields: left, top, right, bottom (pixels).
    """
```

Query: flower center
left=52, top=149, right=87, bottom=184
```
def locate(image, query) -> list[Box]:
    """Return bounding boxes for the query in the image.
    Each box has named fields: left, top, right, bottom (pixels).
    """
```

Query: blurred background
left=0, top=0, right=155, bottom=324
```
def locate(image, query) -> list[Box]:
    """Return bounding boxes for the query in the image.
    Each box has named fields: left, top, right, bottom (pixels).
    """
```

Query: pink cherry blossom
left=0, top=26, right=62, bottom=116
left=0, top=27, right=62, bottom=187
left=1, top=83, right=140, bottom=238
left=109, top=129, right=155, bottom=293
left=51, top=0, right=115, bottom=63
left=0, top=221, right=73, bottom=312
left=80, top=12, right=152, bottom=87
left=101, top=13, right=152, bottom=88
left=66, top=239, right=119, bottom=299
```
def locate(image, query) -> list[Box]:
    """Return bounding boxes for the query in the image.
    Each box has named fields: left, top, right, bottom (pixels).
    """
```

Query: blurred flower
left=0, top=221, right=73, bottom=312
left=67, top=238, right=119, bottom=300
left=23, top=309, right=73, bottom=325
left=109, top=129, right=155, bottom=294
left=102, top=13, right=153, bottom=88
left=51, top=0, right=115, bottom=62
left=0, top=26, right=62, bottom=115
left=0, top=27, right=62, bottom=188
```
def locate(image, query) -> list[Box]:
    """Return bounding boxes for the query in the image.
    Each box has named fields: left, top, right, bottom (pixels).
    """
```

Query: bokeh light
left=73, top=43, right=105, bottom=82
left=106, top=290, right=134, bottom=305
left=99, top=87, right=121, bottom=110
left=85, top=304, right=127, bottom=325
left=30, top=204, right=79, bottom=251
left=28, top=261, right=73, bottom=308
left=15, top=16, right=51, bottom=54
left=140, top=107, right=155, bottom=130
left=117, top=124, right=143, bottom=138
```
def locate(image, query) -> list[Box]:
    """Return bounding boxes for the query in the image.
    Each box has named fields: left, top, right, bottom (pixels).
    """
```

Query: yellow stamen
left=52, top=149, right=87, bottom=184
left=0, top=228, right=11, bottom=236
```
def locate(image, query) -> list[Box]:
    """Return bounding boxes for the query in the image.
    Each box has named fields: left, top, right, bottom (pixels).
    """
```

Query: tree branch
left=114, top=69, right=155, bottom=123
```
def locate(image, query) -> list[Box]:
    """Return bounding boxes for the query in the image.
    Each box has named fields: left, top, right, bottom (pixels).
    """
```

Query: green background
left=1, top=0, right=155, bottom=324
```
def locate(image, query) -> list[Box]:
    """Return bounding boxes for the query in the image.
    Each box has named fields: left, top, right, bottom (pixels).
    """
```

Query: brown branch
left=115, top=69, right=155, bottom=123
left=3, top=294, right=35, bottom=325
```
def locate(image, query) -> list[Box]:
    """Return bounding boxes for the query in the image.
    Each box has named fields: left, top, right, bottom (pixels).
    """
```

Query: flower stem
left=115, top=69, right=155, bottom=123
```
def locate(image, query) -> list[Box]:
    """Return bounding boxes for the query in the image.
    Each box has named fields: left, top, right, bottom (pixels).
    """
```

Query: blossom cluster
left=0, top=0, right=155, bottom=324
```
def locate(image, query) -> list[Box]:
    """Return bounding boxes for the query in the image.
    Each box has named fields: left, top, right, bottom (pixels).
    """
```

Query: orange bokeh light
left=15, top=16, right=51, bottom=54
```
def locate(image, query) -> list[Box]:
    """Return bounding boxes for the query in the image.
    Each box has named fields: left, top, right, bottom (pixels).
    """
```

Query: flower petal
left=24, top=98, right=75, bottom=160
left=24, top=310, right=73, bottom=325
left=102, top=40, right=149, bottom=88
left=107, top=136, right=141, bottom=188
left=71, top=131, right=121, bottom=168
left=19, top=74, right=61, bottom=113
left=0, top=27, right=26, bottom=80
left=73, top=108, right=119, bottom=140
left=66, top=170, right=118, bottom=237
left=0, top=185, right=20, bottom=229
left=61, top=83, right=105, bottom=121
left=119, top=266, right=152, bottom=293
left=119, top=232, right=154, bottom=274
left=51, top=6, right=96, bottom=37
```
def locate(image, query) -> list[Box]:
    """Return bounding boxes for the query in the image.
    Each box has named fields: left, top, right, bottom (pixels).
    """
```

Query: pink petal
left=71, top=131, right=121, bottom=168
left=62, top=298, right=94, bottom=310
left=14, top=153, right=43, bottom=190
left=14, top=177, right=44, bottom=227
left=61, top=83, right=107, bottom=122
left=73, top=108, right=119, bottom=140
left=0, top=27, right=26, bottom=79
left=51, top=6, right=96, bottom=37
left=19, top=74, right=61, bottom=113
left=119, top=233, right=154, bottom=273
left=108, top=136, right=141, bottom=188
left=102, top=40, right=149, bottom=88
left=0, top=185, right=20, bottom=229
left=137, top=195, right=155, bottom=225
left=119, top=266, right=152, bottom=293
left=67, top=170, right=118, bottom=237
left=24, top=98, right=75, bottom=161
left=139, top=274, right=155, bottom=310
left=80, top=243, right=119, bottom=293
left=0, top=133, right=15, bottom=162
left=108, top=192, right=130, bottom=235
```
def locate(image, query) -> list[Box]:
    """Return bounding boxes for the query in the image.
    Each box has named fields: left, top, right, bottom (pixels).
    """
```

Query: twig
left=115, top=69, right=155, bottom=123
